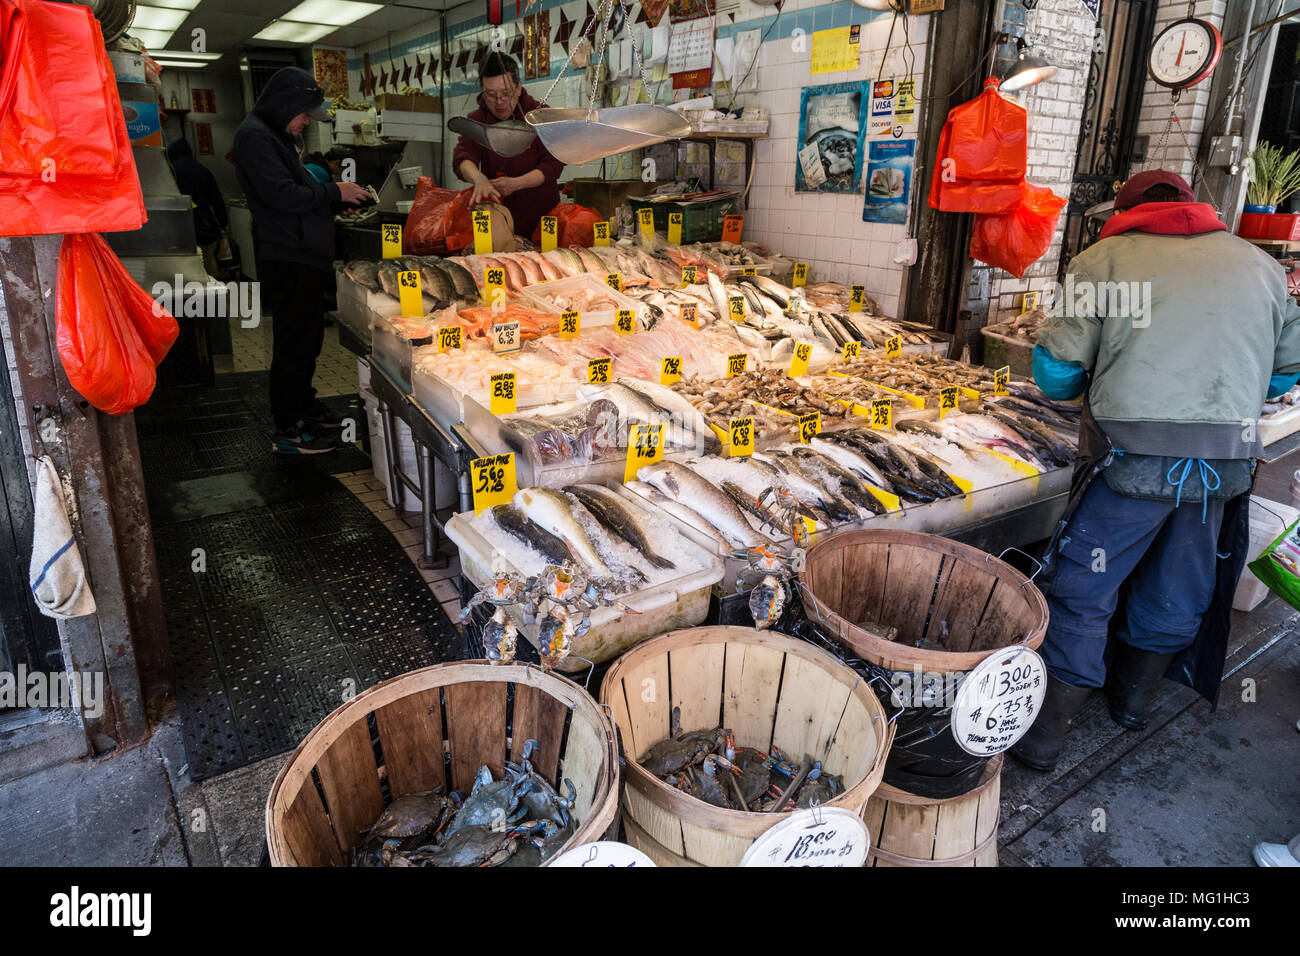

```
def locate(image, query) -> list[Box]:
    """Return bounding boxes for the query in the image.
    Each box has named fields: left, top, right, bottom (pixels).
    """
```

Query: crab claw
left=521, top=738, right=540, bottom=763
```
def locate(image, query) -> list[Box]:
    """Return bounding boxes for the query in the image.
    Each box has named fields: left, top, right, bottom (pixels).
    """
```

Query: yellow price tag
left=721, top=213, right=744, bottom=245
left=606, top=272, right=622, bottom=292
left=472, top=209, right=492, bottom=255
left=593, top=221, right=610, bottom=247
left=470, top=453, right=517, bottom=514
left=789, top=341, right=812, bottom=377
left=885, top=334, right=902, bottom=357
left=667, top=211, right=683, bottom=245
left=484, top=266, right=506, bottom=308
left=492, top=321, right=520, bottom=354
left=728, top=294, right=746, bottom=321
left=637, top=207, right=655, bottom=237
left=625, top=423, right=665, bottom=483
left=994, top=365, right=1011, bottom=396
left=798, top=412, right=821, bottom=443
left=660, top=355, right=683, bottom=386
left=792, top=262, right=808, bottom=287
left=437, top=325, right=463, bottom=353
left=849, top=285, right=865, bottom=313
left=742, top=266, right=757, bottom=277
left=588, top=357, right=612, bottom=384
left=489, top=372, right=517, bottom=415
left=616, top=309, right=635, bottom=334
left=681, top=303, right=698, bottom=328
left=726, top=353, right=748, bottom=378
left=728, top=416, right=755, bottom=457
left=842, top=340, right=861, bottom=362
left=939, top=386, right=960, bottom=419
left=559, top=310, right=581, bottom=338
left=397, top=270, right=422, bottom=317
left=540, top=215, right=558, bottom=253
left=870, top=398, right=892, bottom=430
left=681, top=264, right=697, bottom=286
left=1022, top=291, right=1040, bottom=313
left=381, top=224, right=402, bottom=259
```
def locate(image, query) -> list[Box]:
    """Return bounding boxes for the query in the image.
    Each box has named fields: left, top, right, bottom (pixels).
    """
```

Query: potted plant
left=1240, top=142, right=1300, bottom=239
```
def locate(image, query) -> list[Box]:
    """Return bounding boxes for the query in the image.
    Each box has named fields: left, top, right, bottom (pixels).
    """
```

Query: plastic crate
left=628, top=192, right=737, bottom=243
left=1239, top=212, right=1300, bottom=241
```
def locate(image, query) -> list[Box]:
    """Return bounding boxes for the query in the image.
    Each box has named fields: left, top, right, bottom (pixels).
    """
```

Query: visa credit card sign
left=122, top=101, right=162, bottom=146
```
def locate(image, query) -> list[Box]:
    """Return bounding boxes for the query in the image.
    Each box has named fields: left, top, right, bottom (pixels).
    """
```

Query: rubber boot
left=1253, top=832, right=1300, bottom=867
left=1106, top=644, right=1175, bottom=731
left=1009, top=673, right=1093, bottom=772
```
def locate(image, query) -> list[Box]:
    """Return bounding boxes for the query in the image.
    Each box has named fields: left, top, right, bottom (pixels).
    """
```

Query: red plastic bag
left=0, top=0, right=145, bottom=236
left=403, top=177, right=476, bottom=254
left=56, top=234, right=179, bottom=415
left=929, top=79, right=1027, bottom=214
left=969, top=182, right=1067, bottom=278
left=531, top=202, right=602, bottom=247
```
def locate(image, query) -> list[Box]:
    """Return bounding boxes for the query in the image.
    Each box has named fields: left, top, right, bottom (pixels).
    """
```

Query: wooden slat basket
left=865, top=756, right=1003, bottom=867
left=266, top=661, right=619, bottom=866
left=600, top=626, right=894, bottom=867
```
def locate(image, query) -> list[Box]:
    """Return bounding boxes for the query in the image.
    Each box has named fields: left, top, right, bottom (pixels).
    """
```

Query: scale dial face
left=1149, top=17, right=1223, bottom=90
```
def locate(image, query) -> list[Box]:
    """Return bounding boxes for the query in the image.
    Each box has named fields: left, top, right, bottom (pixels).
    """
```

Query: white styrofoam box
left=379, top=122, right=442, bottom=142
left=396, top=165, right=423, bottom=187
left=356, top=355, right=371, bottom=394
left=396, top=200, right=414, bottom=214
left=362, top=389, right=386, bottom=491
left=1233, top=495, right=1300, bottom=611
left=391, top=418, right=423, bottom=513
left=381, top=110, right=442, bottom=127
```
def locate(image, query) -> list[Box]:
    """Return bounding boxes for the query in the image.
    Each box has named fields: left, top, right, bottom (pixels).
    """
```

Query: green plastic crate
left=628, top=193, right=737, bottom=244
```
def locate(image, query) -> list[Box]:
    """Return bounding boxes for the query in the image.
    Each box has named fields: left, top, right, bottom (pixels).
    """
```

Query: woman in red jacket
left=452, top=53, right=565, bottom=240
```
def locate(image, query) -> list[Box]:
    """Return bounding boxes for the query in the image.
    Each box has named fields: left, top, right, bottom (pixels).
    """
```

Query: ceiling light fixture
left=130, top=5, right=190, bottom=30
left=252, top=21, right=338, bottom=43
left=150, top=50, right=222, bottom=60
left=142, top=0, right=203, bottom=9
left=1000, top=38, right=1058, bottom=91
left=127, top=27, right=175, bottom=49
left=277, top=0, right=384, bottom=27
left=154, top=59, right=208, bottom=68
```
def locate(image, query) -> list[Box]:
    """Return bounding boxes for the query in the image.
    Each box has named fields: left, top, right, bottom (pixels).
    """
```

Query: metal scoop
left=524, top=105, right=693, bottom=165
left=447, top=116, right=538, bottom=157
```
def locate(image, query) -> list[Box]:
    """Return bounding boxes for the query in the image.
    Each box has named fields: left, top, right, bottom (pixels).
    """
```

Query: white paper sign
left=798, top=142, right=827, bottom=188
left=667, top=16, right=714, bottom=74
left=549, top=841, right=656, bottom=867
left=950, top=645, right=1047, bottom=756
left=740, top=807, right=868, bottom=867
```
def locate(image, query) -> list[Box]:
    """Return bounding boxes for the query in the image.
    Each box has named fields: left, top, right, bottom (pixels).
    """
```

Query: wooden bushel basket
left=266, top=661, right=619, bottom=866
left=798, top=529, right=1048, bottom=672
left=600, top=626, right=894, bottom=867
left=865, top=756, right=1003, bottom=867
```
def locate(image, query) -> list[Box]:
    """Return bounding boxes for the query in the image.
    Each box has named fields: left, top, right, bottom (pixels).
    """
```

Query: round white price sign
left=739, top=807, right=868, bottom=868
left=548, top=841, right=655, bottom=867
left=949, top=645, right=1047, bottom=756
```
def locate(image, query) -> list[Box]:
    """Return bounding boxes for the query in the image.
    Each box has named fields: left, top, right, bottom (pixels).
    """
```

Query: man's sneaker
left=303, top=402, right=344, bottom=433
left=272, top=423, right=338, bottom=455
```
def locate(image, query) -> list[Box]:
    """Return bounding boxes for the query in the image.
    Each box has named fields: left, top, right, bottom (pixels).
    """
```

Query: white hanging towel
left=29, top=456, right=96, bottom=618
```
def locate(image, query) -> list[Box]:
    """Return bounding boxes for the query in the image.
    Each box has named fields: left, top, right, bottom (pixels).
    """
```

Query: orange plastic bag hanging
left=928, top=78, right=1027, bottom=214
left=56, top=234, right=178, bottom=415
left=969, top=182, right=1067, bottom=278
left=403, top=177, right=478, bottom=254
left=531, top=203, right=602, bottom=248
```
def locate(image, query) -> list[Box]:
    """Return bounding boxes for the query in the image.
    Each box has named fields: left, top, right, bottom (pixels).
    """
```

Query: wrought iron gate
left=1059, top=0, right=1158, bottom=280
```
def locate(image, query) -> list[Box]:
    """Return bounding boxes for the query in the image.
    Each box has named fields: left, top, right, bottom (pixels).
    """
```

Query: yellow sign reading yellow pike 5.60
left=789, top=341, right=813, bottom=377
left=593, top=221, right=610, bottom=247
left=397, top=270, right=422, bottom=316
left=616, top=309, right=635, bottom=334
left=489, top=372, right=517, bottom=415
left=843, top=340, right=861, bottom=362
left=667, top=211, right=683, bottom=245
left=870, top=398, right=892, bottom=430
left=540, top=215, right=558, bottom=253
left=939, top=386, right=960, bottom=419
left=727, top=353, right=748, bottom=378
left=849, top=285, right=865, bottom=313
left=681, top=265, right=697, bottom=286
left=637, top=207, right=655, bottom=237
left=382, top=224, right=402, bottom=259
left=792, top=262, right=808, bottom=287
left=559, top=310, right=581, bottom=338
left=994, top=365, right=1011, bottom=396
left=472, top=209, right=492, bottom=255
left=588, top=357, right=611, bottom=384
left=437, top=325, right=463, bottom=353
left=681, top=303, right=698, bottom=328
left=885, top=334, right=902, bottom=357
left=798, top=412, right=821, bottom=444
left=729, top=416, right=755, bottom=457
left=624, top=424, right=665, bottom=483
left=484, top=266, right=506, bottom=308
left=606, top=273, right=622, bottom=292
left=470, top=453, right=517, bottom=514
left=660, top=355, right=682, bottom=386
left=728, top=294, right=746, bottom=321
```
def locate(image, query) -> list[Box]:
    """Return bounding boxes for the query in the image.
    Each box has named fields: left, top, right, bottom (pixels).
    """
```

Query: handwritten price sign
left=729, top=416, right=755, bottom=457
left=540, top=215, right=558, bottom=253
left=842, top=340, right=861, bottom=362
left=588, top=357, right=611, bottom=384
left=484, top=266, right=506, bottom=309
left=606, top=273, right=622, bottom=292
left=624, top=423, right=665, bottom=482
left=660, top=356, right=682, bottom=386
left=381, top=224, right=402, bottom=259
left=397, top=270, right=422, bottom=317
left=728, top=294, right=746, bottom=322
left=638, top=207, right=655, bottom=237
left=667, top=211, right=683, bottom=245
left=798, top=412, right=821, bottom=444
left=437, top=326, right=463, bottom=353
left=472, top=209, right=492, bottom=255
left=681, top=303, right=698, bottom=328
left=791, top=262, right=808, bottom=287
left=593, top=221, right=610, bottom=247
left=885, top=334, right=902, bottom=357
left=470, top=453, right=517, bottom=514
left=727, top=353, right=748, bottom=378
left=849, top=285, right=865, bottom=313
left=739, top=808, right=868, bottom=868
left=870, top=398, right=892, bottom=431
left=721, top=213, right=743, bottom=245
left=489, top=371, right=517, bottom=414
left=616, top=309, right=635, bottom=334
left=681, top=265, right=697, bottom=286
left=950, top=646, right=1047, bottom=756
left=789, top=341, right=812, bottom=378
left=559, top=310, right=581, bottom=338
left=994, top=365, right=1011, bottom=396
left=492, top=320, right=519, bottom=354
left=939, top=386, right=960, bottom=420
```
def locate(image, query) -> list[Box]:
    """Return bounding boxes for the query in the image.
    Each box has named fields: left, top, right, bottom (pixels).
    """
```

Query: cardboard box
left=379, top=109, right=442, bottom=127
left=375, top=92, right=442, bottom=113
left=122, top=99, right=162, bottom=146
left=109, top=51, right=145, bottom=84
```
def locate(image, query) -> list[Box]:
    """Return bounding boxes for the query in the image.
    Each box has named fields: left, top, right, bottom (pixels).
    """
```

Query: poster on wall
left=194, top=121, right=214, bottom=156
left=313, top=48, right=349, bottom=101
left=190, top=88, right=216, bottom=113
left=862, top=138, right=915, bottom=225
left=795, top=82, right=867, bottom=193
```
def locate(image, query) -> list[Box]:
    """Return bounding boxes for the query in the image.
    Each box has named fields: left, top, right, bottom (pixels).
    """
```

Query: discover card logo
left=50, top=887, right=151, bottom=936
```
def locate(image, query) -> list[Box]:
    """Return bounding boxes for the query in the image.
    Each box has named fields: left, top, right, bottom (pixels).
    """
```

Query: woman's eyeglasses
left=482, top=88, right=518, bottom=103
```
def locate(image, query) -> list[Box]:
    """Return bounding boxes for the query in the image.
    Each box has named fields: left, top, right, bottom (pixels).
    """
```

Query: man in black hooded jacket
left=166, top=137, right=227, bottom=277
left=233, top=67, right=368, bottom=454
